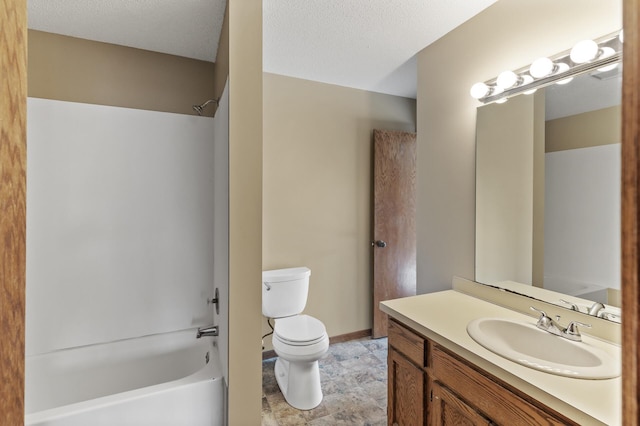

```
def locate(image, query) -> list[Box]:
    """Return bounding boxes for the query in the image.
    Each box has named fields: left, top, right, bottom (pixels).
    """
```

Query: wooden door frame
left=623, top=0, right=640, bottom=423
left=1, top=0, right=27, bottom=424
left=3, top=0, right=640, bottom=423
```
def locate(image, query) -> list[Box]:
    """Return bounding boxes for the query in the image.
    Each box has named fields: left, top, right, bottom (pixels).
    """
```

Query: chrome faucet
left=588, top=302, right=606, bottom=317
left=530, top=307, right=591, bottom=342
left=559, top=300, right=610, bottom=319
left=196, top=325, right=219, bottom=338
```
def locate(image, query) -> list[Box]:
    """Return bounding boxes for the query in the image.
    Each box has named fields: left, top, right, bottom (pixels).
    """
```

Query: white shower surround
left=544, top=144, right=621, bottom=294
left=26, top=98, right=219, bottom=355
left=25, top=92, right=230, bottom=422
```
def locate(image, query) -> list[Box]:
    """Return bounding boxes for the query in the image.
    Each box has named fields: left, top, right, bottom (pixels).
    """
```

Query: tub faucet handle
left=207, top=288, right=220, bottom=315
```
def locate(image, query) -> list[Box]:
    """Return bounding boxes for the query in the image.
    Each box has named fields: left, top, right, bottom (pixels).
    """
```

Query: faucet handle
left=530, top=306, right=546, bottom=316
left=564, top=320, right=592, bottom=341
left=530, top=306, right=553, bottom=328
left=559, top=299, right=580, bottom=311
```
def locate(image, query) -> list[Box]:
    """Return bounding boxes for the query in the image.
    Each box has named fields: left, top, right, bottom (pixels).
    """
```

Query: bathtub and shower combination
left=25, top=329, right=224, bottom=426
left=25, top=91, right=230, bottom=425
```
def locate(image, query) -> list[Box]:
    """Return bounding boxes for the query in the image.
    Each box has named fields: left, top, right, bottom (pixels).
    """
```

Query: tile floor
left=261, top=337, right=389, bottom=425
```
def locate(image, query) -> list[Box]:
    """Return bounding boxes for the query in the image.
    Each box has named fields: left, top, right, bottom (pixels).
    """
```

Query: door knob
left=372, top=240, right=387, bottom=248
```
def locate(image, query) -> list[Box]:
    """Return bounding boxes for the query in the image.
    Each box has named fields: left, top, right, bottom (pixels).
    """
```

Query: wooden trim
left=623, top=0, right=640, bottom=423
left=0, top=0, right=27, bottom=424
left=261, top=329, right=372, bottom=360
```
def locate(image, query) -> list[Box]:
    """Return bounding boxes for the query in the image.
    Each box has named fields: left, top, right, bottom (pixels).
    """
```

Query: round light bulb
left=570, top=39, right=599, bottom=63
left=597, top=47, right=618, bottom=72
left=556, top=77, right=574, bottom=85
left=597, top=63, right=619, bottom=73
left=554, top=63, right=573, bottom=85
left=520, top=76, right=535, bottom=94
left=496, top=70, right=519, bottom=89
left=530, top=57, right=554, bottom=78
left=470, top=82, right=490, bottom=99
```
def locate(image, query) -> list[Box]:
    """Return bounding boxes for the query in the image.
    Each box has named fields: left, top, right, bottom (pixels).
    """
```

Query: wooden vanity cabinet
left=387, top=319, right=578, bottom=426
left=430, top=381, right=491, bottom=426
left=388, top=347, right=426, bottom=426
left=388, top=319, right=427, bottom=425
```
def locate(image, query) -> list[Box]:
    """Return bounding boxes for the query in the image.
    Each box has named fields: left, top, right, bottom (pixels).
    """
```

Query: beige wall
left=28, top=30, right=216, bottom=115
left=416, top=0, right=622, bottom=294
left=211, top=3, right=230, bottom=116
left=227, top=0, right=262, bottom=423
left=475, top=94, right=537, bottom=285
left=546, top=105, right=621, bottom=152
left=262, top=73, right=416, bottom=350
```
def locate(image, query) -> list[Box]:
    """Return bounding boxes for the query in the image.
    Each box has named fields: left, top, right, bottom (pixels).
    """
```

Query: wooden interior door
left=372, top=129, right=417, bottom=338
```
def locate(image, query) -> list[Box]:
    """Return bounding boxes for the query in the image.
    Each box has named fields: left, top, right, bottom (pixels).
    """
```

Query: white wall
left=213, top=81, right=229, bottom=384
left=544, top=144, right=621, bottom=290
left=26, top=98, right=218, bottom=356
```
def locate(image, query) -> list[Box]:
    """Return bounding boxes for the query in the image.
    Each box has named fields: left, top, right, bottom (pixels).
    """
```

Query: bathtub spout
left=196, top=325, right=218, bottom=338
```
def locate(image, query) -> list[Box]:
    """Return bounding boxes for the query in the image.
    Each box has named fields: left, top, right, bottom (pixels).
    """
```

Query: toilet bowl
left=262, top=267, right=329, bottom=410
left=272, top=315, right=329, bottom=409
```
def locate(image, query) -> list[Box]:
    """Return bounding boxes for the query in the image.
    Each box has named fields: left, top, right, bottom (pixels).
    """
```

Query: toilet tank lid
left=262, top=267, right=311, bottom=283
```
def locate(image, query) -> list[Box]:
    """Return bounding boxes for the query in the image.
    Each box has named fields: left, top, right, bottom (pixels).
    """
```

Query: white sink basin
left=467, top=318, right=620, bottom=379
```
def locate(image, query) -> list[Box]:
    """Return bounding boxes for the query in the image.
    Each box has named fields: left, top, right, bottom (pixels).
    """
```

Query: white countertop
left=380, top=290, right=621, bottom=426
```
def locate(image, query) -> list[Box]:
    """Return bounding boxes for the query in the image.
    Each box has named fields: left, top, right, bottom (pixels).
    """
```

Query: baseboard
left=328, top=328, right=372, bottom=344
left=261, top=328, right=372, bottom=360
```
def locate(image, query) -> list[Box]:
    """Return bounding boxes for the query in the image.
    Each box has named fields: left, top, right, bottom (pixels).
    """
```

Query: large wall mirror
left=475, top=45, right=622, bottom=323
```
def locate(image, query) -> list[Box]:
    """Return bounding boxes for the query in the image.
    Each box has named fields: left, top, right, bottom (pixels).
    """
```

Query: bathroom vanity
left=380, top=284, right=621, bottom=425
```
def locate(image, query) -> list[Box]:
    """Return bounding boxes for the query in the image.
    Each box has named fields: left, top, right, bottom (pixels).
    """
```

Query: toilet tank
left=262, top=267, right=311, bottom=318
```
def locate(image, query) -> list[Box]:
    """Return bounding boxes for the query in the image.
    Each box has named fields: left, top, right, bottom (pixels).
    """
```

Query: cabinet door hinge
left=430, top=389, right=433, bottom=402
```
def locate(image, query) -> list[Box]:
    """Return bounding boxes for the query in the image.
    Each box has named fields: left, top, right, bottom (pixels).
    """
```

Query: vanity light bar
left=470, top=30, right=623, bottom=105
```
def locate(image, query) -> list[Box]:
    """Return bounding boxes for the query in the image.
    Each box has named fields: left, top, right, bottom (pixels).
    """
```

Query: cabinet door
left=388, top=347, right=425, bottom=426
left=430, top=381, right=492, bottom=426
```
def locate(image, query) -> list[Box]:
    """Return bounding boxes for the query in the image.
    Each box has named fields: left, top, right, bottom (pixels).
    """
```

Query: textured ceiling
left=264, top=0, right=498, bottom=98
left=27, top=0, right=498, bottom=99
left=28, top=0, right=226, bottom=62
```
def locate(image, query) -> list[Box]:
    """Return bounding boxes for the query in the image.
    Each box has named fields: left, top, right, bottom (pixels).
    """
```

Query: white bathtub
left=25, top=329, right=225, bottom=426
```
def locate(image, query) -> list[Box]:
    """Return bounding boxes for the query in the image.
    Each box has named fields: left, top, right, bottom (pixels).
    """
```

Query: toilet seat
left=274, top=315, right=327, bottom=346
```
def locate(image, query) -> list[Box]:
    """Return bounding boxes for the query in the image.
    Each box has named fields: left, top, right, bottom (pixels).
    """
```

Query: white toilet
left=262, top=267, right=329, bottom=410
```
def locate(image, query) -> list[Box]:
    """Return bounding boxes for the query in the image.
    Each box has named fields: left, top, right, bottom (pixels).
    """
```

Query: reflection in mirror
left=475, top=54, right=621, bottom=323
